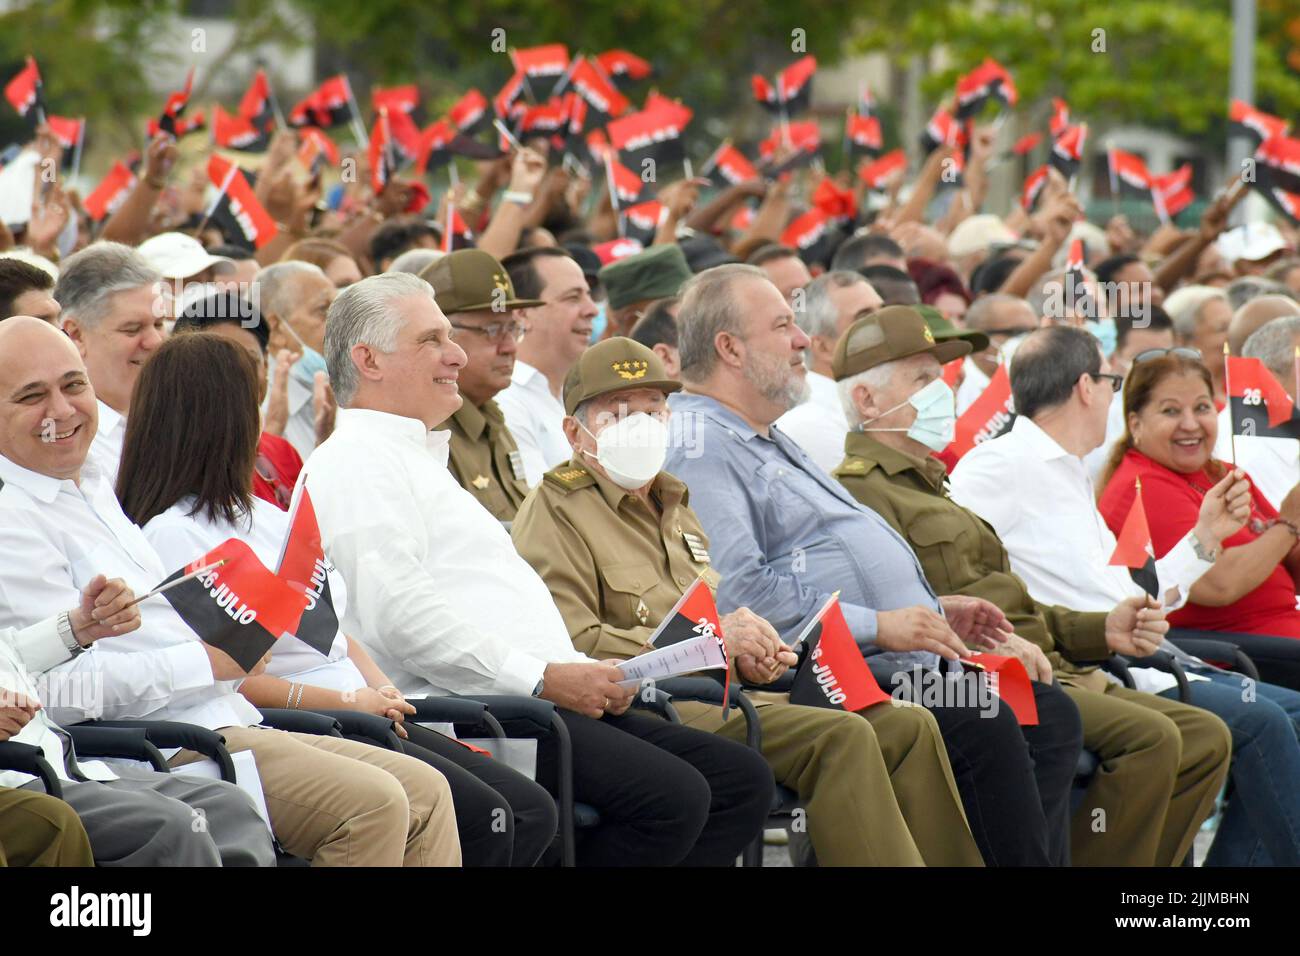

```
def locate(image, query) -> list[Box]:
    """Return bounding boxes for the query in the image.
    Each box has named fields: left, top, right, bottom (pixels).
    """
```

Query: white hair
left=54, top=241, right=160, bottom=328
left=325, top=272, right=433, bottom=406
left=1164, top=285, right=1226, bottom=341
left=837, top=360, right=899, bottom=427
left=255, top=261, right=328, bottom=320
left=387, top=249, right=444, bottom=275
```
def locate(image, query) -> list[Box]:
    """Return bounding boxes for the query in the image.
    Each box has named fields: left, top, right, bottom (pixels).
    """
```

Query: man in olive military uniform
left=829, top=305, right=1231, bottom=867
left=511, top=336, right=984, bottom=867
left=420, top=249, right=540, bottom=522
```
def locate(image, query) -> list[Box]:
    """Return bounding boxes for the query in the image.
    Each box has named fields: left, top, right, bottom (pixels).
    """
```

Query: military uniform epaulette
left=834, top=457, right=868, bottom=476
left=543, top=464, right=596, bottom=492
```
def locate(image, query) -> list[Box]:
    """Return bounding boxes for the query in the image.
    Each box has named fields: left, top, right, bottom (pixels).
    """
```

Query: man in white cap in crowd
left=1217, top=223, right=1292, bottom=278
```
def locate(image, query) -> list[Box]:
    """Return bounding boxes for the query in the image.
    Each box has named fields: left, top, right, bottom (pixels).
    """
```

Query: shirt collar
left=843, top=430, right=947, bottom=490
left=512, top=360, right=545, bottom=389
left=335, top=407, right=449, bottom=461
left=0, top=452, right=79, bottom=504
left=578, top=455, right=688, bottom=514
left=669, top=391, right=761, bottom=442
left=96, top=399, right=125, bottom=436
left=1010, top=415, right=1072, bottom=462
left=451, top=399, right=489, bottom=441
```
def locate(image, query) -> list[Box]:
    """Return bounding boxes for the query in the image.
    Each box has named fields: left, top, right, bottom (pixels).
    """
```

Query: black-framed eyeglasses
left=449, top=320, right=529, bottom=344
left=1091, top=373, right=1124, bottom=393
left=1133, top=347, right=1202, bottom=364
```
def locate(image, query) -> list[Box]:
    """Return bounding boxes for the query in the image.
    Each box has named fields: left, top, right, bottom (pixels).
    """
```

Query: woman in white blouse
left=114, top=302, right=558, bottom=867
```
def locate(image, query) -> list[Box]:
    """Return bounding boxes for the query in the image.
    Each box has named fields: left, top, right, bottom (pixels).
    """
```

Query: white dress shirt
left=263, top=355, right=317, bottom=461
left=300, top=407, right=592, bottom=699
left=496, top=360, right=570, bottom=487
left=143, top=496, right=363, bottom=692
left=774, top=371, right=850, bottom=474
left=88, top=399, right=127, bottom=489
left=1212, top=406, right=1298, bottom=511
left=0, top=453, right=260, bottom=732
left=954, top=357, right=991, bottom=416
left=1081, top=397, right=1125, bottom=482
left=0, top=617, right=117, bottom=788
left=950, top=416, right=1212, bottom=694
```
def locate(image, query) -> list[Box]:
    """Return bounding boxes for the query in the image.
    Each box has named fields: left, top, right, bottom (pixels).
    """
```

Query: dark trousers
left=397, top=723, right=558, bottom=867
left=531, top=709, right=773, bottom=867
left=921, top=680, right=1082, bottom=866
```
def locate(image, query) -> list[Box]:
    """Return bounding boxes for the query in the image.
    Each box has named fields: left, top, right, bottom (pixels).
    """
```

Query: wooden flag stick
left=1224, top=342, right=1236, bottom=466
left=123, top=559, right=227, bottom=610
left=492, top=118, right=523, bottom=153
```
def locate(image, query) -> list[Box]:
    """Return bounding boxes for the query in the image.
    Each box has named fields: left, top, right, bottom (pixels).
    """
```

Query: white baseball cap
left=137, top=232, right=237, bottom=280
left=1217, top=222, right=1289, bottom=265
left=947, top=214, right=1017, bottom=260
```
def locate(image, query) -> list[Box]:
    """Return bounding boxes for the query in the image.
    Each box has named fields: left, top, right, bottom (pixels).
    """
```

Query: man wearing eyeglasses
left=422, top=250, right=541, bottom=522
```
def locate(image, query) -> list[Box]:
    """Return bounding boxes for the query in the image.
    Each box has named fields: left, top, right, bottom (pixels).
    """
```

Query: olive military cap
left=832, top=305, right=975, bottom=380
left=420, top=248, right=544, bottom=314
left=562, top=336, right=681, bottom=415
left=598, top=244, right=692, bottom=311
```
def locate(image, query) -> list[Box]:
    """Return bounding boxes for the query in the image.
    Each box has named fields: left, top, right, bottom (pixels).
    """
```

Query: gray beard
left=746, top=351, right=810, bottom=414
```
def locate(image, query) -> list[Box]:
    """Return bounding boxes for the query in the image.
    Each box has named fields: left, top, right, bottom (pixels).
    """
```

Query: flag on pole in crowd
left=213, top=104, right=269, bottom=152
left=700, top=142, right=757, bottom=188
left=155, top=68, right=195, bottom=138
left=964, top=653, right=1039, bottom=724
left=493, top=71, right=527, bottom=121
left=759, top=119, right=821, bottom=171
left=4, top=56, right=44, bottom=124
left=751, top=55, right=817, bottom=117
left=147, top=110, right=205, bottom=140
left=1229, top=100, right=1290, bottom=148
left=859, top=149, right=907, bottom=191
left=782, top=208, right=837, bottom=267
left=788, top=594, right=890, bottom=712
left=920, top=106, right=964, bottom=155
left=1258, top=185, right=1300, bottom=225
left=1065, top=237, right=1094, bottom=315
left=369, top=108, right=400, bottom=194
left=274, top=489, right=339, bottom=655
left=447, top=88, right=490, bottom=135
left=1011, top=132, right=1042, bottom=156
left=1150, top=164, right=1194, bottom=220
left=46, top=115, right=84, bottom=171
left=510, top=44, right=569, bottom=101
left=948, top=362, right=1014, bottom=461
left=594, top=49, right=653, bottom=85
left=1048, top=97, right=1070, bottom=137
left=206, top=154, right=278, bottom=250
left=1108, top=478, right=1159, bottom=598
left=371, top=83, right=419, bottom=116
left=297, top=126, right=339, bottom=175
left=846, top=112, right=883, bottom=157
left=1049, top=123, right=1087, bottom=178
left=621, top=199, right=662, bottom=246
left=811, top=177, right=857, bottom=225
left=954, top=58, right=1018, bottom=118
left=518, top=97, right=569, bottom=138
left=593, top=237, right=643, bottom=265
left=1254, top=134, right=1300, bottom=197
left=607, top=97, right=691, bottom=167
left=1226, top=354, right=1300, bottom=439
left=83, top=160, right=136, bottom=221
left=1021, top=164, right=1049, bottom=212
left=289, top=75, right=357, bottom=130
left=608, top=155, right=649, bottom=205
left=238, top=69, right=279, bottom=132
left=568, top=56, right=630, bottom=122
left=1108, top=147, right=1151, bottom=199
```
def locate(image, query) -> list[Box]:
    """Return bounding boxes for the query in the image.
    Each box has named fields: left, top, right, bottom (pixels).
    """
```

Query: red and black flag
left=1230, top=99, right=1289, bottom=148
left=964, top=653, right=1039, bottom=724
left=161, top=538, right=309, bottom=671
left=954, top=58, right=1018, bottom=119
left=46, top=115, right=84, bottom=170
left=289, top=75, right=356, bottom=130
left=83, top=160, right=136, bottom=222
left=518, top=97, right=569, bottom=138
left=920, top=105, right=963, bottom=155
left=788, top=594, right=889, bottom=712
left=415, top=119, right=455, bottom=173
left=1226, top=354, right=1300, bottom=439
left=568, top=56, right=629, bottom=123
left=213, top=104, right=269, bottom=153
left=608, top=98, right=691, bottom=168
left=1049, top=123, right=1087, bottom=179
left=207, top=154, right=278, bottom=250
left=372, top=83, right=419, bottom=117
left=369, top=108, right=401, bottom=194
left=147, top=110, right=205, bottom=140
left=782, top=208, right=837, bottom=268
left=846, top=112, right=882, bottom=158
left=1108, top=147, right=1151, bottom=200
left=4, top=56, right=44, bottom=123
left=609, top=155, right=649, bottom=205
left=297, top=126, right=339, bottom=176
left=511, top=44, right=569, bottom=98
left=493, top=71, right=527, bottom=122
left=1108, top=477, right=1159, bottom=598
left=386, top=105, right=424, bottom=165
left=1259, top=185, right=1300, bottom=225
left=155, top=68, right=195, bottom=138
left=751, top=55, right=816, bottom=117
left=447, top=88, right=490, bottom=135
left=1011, top=132, right=1042, bottom=157
left=594, top=49, right=653, bottom=86
left=646, top=576, right=729, bottom=702
left=1021, top=164, right=1049, bottom=212
left=1065, top=237, right=1094, bottom=316
left=275, top=489, right=339, bottom=655
left=811, top=177, right=857, bottom=225
left=1255, top=134, right=1300, bottom=197
left=238, top=69, right=278, bottom=133
left=859, top=148, right=907, bottom=191
left=759, top=120, right=821, bottom=174
left=701, top=142, right=757, bottom=188
left=621, top=199, right=662, bottom=246
left=1151, top=164, right=1194, bottom=220
left=948, top=362, right=1014, bottom=461
left=1048, top=97, right=1070, bottom=137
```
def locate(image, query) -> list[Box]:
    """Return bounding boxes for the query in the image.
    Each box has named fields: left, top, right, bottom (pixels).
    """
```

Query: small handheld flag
left=788, top=594, right=890, bottom=712
left=1108, top=477, right=1159, bottom=598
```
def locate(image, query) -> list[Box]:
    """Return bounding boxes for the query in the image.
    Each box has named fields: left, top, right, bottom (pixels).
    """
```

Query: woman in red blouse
left=1099, top=349, right=1300, bottom=646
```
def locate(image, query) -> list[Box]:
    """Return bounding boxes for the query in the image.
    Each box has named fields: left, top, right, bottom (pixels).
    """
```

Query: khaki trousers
left=196, top=726, right=461, bottom=867
left=0, top=786, right=93, bottom=866
left=1064, top=682, right=1231, bottom=866
left=713, top=700, right=983, bottom=867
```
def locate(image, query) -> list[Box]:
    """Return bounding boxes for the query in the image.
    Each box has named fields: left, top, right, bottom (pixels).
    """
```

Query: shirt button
left=677, top=575, right=690, bottom=587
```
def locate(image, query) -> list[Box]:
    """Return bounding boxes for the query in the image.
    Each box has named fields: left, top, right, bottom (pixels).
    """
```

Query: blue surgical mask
left=281, top=319, right=328, bottom=387
left=862, top=378, right=957, bottom=452
left=590, top=300, right=608, bottom=344
left=1088, top=319, right=1117, bottom=358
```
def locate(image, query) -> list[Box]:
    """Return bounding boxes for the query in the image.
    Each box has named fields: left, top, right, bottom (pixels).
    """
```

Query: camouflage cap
left=832, top=305, right=974, bottom=380
left=562, top=336, right=681, bottom=415
left=419, top=248, right=544, bottom=315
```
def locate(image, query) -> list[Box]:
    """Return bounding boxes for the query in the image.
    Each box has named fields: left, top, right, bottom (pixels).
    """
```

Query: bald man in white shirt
left=303, top=273, right=774, bottom=867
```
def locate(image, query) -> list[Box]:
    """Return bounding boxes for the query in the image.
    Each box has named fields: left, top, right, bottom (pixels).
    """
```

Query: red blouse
left=253, top=432, right=303, bottom=511
left=1098, top=448, right=1300, bottom=639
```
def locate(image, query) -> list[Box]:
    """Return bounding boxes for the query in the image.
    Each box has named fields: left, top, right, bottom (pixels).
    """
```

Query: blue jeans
left=1158, top=670, right=1300, bottom=866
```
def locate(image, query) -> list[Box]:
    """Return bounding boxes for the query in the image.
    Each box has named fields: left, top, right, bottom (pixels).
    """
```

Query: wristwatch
left=1189, top=530, right=1220, bottom=563
left=532, top=676, right=545, bottom=698
left=57, top=611, right=86, bottom=658
left=502, top=190, right=534, bottom=206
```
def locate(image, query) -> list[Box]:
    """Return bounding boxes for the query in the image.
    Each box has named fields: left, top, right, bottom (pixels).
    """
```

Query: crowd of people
left=4, top=49, right=1300, bottom=870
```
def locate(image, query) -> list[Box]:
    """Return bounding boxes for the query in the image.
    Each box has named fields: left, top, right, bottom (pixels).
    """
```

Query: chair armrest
left=257, top=708, right=343, bottom=737
left=90, top=720, right=237, bottom=783
left=653, top=677, right=764, bottom=751
left=406, top=696, right=489, bottom=727
left=1165, top=635, right=1261, bottom=681
left=65, top=725, right=169, bottom=773
left=464, top=695, right=559, bottom=737
left=1100, top=654, right=1137, bottom=689
left=630, top=685, right=681, bottom=722
left=308, top=709, right=403, bottom=751
left=1116, top=650, right=1193, bottom=702
left=0, top=741, right=62, bottom=798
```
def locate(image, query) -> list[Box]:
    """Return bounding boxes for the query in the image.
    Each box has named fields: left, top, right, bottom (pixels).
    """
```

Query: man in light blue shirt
left=665, top=264, right=1085, bottom=866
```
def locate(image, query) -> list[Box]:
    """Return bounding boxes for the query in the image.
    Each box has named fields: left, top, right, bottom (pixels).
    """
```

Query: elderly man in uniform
left=422, top=250, right=539, bottom=522
left=830, top=305, right=1232, bottom=866
left=511, top=337, right=982, bottom=866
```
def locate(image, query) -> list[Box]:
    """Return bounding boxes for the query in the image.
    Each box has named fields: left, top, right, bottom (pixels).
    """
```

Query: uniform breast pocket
left=598, top=562, right=659, bottom=629
left=906, top=513, right=972, bottom=594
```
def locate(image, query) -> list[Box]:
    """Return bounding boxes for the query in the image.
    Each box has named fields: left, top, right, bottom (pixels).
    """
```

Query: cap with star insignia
left=831, top=306, right=977, bottom=381
left=419, top=248, right=545, bottom=315
left=562, top=337, right=681, bottom=416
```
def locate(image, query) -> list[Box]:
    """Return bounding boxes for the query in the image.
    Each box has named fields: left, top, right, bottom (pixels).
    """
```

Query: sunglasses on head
left=1133, top=347, right=1202, bottom=364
